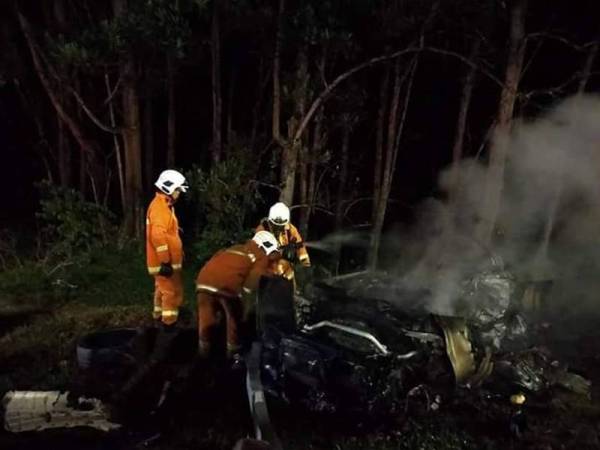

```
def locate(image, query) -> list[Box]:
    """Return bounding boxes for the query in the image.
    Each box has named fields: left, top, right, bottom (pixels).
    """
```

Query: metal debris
left=2, top=391, right=120, bottom=433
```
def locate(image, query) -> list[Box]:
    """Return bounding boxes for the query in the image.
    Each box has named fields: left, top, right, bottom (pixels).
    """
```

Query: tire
left=76, top=328, right=141, bottom=371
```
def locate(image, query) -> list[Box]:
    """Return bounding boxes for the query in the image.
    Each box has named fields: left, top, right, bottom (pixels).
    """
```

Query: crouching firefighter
left=196, top=231, right=281, bottom=361
left=256, top=202, right=310, bottom=284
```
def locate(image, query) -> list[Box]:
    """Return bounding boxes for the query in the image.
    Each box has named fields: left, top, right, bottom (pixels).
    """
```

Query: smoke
left=400, top=94, right=600, bottom=317
left=310, top=95, right=600, bottom=320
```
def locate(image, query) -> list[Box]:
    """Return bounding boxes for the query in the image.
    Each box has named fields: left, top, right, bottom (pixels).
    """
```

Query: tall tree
left=113, top=0, right=144, bottom=236
left=478, top=0, right=528, bottom=244
left=166, top=54, right=176, bottom=167
left=210, top=0, right=223, bottom=163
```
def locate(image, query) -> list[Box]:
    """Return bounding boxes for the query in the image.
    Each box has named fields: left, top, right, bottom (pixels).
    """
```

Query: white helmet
left=268, top=202, right=290, bottom=226
left=252, top=231, right=279, bottom=256
left=155, top=170, right=188, bottom=195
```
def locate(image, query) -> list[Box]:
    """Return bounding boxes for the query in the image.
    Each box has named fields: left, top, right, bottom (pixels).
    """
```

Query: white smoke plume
left=315, top=94, right=600, bottom=319
left=401, top=94, right=600, bottom=317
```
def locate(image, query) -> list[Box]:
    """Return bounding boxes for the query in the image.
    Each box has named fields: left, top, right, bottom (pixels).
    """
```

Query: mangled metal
left=2, top=391, right=120, bottom=433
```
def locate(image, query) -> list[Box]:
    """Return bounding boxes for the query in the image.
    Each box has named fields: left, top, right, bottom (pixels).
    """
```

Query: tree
left=477, top=0, right=529, bottom=244
left=210, top=0, right=223, bottom=163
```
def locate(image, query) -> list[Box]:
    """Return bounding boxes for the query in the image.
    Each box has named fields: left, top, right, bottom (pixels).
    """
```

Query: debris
left=2, top=391, right=120, bottom=433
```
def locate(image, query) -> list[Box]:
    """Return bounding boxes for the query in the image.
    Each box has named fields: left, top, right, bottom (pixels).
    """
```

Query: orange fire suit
left=256, top=219, right=310, bottom=281
left=195, top=240, right=272, bottom=356
left=146, top=192, right=184, bottom=325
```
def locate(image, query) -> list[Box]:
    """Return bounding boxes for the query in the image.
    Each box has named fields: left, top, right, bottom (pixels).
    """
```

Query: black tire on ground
left=76, top=328, right=141, bottom=371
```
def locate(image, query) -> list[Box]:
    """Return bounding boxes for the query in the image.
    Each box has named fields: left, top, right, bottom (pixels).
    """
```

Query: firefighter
left=113, top=170, right=188, bottom=404
left=255, top=202, right=310, bottom=282
left=195, top=231, right=280, bottom=360
left=146, top=169, right=188, bottom=329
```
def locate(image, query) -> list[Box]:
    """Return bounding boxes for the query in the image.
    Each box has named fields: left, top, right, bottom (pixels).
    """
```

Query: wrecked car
left=2, top=263, right=591, bottom=448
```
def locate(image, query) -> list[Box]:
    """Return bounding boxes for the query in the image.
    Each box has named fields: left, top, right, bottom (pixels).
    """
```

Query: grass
left=0, top=242, right=198, bottom=394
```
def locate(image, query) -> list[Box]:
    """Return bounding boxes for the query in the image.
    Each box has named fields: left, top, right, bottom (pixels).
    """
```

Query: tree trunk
left=373, top=64, right=390, bottom=224
left=368, top=56, right=418, bottom=270
left=298, top=48, right=327, bottom=237
left=298, top=142, right=309, bottom=232
left=449, top=38, right=480, bottom=193
left=105, top=71, right=126, bottom=212
left=272, top=0, right=285, bottom=145
left=113, top=0, right=144, bottom=236
left=166, top=54, right=176, bottom=167
left=226, top=65, right=237, bottom=146
left=279, top=45, right=309, bottom=206
left=52, top=0, right=69, bottom=188
left=57, top=106, right=71, bottom=187
left=143, top=71, right=154, bottom=188
left=18, top=11, right=97, bottom=192
left=121, top=58, right=143, bottom=236
left=299, top=106, right=324, bottom=237
left=210, top=0, right=222, bottom=163
left=478, top=0, right=528, bottom=244
left=250, top=56, right=267, bottom=150
left=368, top=57, right=402, bottom=270
left=335, top=125, right=350, bottom=232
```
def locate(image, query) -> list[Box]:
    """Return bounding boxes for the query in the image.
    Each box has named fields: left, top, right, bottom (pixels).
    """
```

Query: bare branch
left=103, top=75, right=122, bottom=105
left=293, top=45, right=506, bottom=146
left=68, top=85, right=120, bottom=134
left=24, top=18, right=119, bottom=135
left=17, top=11, right=96, bottom=158
left=526, top=32, right=588, bottom=51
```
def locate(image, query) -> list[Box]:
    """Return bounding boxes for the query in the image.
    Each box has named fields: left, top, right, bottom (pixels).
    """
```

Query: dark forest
left=1, top=1, right=600, bottom=449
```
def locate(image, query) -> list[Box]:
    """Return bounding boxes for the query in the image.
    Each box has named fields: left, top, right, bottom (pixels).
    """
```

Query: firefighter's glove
left=159, top=262, right=174, bottom=277
left=281, top=244, right=297, bottom=262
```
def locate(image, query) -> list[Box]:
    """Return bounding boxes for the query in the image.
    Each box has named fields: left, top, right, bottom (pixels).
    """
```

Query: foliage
left=50, top=0, right=192, bottom=68
left=36, top=180, right=117, bottom=260
left=184, top=150, right=263, bottom=263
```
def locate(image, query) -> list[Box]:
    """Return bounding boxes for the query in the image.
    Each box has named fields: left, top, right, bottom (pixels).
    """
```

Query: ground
left=1, top=253, right=600, bottom=450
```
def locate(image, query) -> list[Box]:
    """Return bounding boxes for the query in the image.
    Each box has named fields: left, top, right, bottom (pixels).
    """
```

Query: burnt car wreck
left=2, top=263, right=592, bottom=449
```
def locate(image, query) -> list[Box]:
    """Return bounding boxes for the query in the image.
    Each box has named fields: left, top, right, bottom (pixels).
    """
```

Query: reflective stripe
left=242, top=287, right=252, bottom=294
left=156, top=244, right=169, bottom=252
left=196, top=283, right=241, bottom=299
left=153, top=306, right=163, bottom=313
left=225, top=249, right=256, bottom=263
left=162, top=310, right=178, bottom=318
left=146, top=218, right=150, bottom=225
left=148, top=263, right=182, bottom=274
left=196, top=283, right=219, bottom=293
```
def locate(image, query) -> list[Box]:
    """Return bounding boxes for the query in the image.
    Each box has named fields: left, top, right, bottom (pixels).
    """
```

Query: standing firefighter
left=196, top=231, right=280, bottom=360
left=146, top=169, right=188, bottom=328
left=113, top=170, right=189, bottom=404
left=256, top=202, right=310, bottom=282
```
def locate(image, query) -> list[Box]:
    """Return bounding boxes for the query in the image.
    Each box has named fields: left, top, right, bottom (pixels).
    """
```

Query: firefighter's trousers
left=153, top=271, right=183, bottom=325
left=197, top=292, right=243, bottom=357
